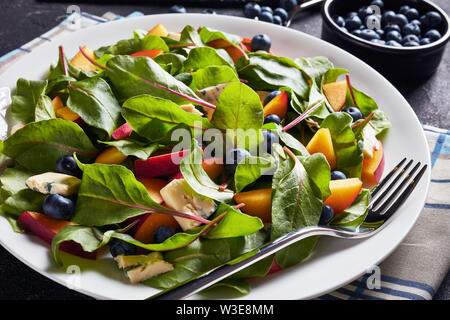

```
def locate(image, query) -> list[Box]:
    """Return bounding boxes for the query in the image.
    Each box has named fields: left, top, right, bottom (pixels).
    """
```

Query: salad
left=0, top=23, right=391, bottom=296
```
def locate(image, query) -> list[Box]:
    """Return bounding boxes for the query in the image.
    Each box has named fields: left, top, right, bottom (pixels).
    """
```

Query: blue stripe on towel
left=381, top=275, right=435, bottom=297
left=424, top=203, right=450, bottom=210
left=351, top=280, right=426, bottom=300
left=430, top=134, right=445, bottom=168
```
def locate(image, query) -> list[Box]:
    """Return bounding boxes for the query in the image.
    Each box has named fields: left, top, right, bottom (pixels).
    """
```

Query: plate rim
left=0, top=13, right=431, bottom=300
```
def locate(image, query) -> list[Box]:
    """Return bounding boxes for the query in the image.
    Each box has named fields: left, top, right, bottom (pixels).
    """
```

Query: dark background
left=0, top=0, right=448, bottom=300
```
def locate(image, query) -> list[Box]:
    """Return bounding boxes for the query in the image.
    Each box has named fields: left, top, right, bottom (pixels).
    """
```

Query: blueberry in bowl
left=321, top=0, right=450, bottom=80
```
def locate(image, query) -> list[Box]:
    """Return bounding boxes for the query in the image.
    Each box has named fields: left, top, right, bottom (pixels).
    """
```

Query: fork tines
left=365, top=158, right=428, bottom=223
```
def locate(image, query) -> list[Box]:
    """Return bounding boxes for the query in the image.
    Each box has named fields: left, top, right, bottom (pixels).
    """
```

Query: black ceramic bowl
left=321, top=0, right=450, bottom=81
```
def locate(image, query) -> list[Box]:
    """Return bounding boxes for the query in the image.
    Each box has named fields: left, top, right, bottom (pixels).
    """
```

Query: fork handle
left=149, top=225, right=368, bottom=300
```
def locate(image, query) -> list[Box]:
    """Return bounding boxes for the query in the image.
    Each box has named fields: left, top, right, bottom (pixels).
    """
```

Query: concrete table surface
left=0, top=0, right=448, bottom=300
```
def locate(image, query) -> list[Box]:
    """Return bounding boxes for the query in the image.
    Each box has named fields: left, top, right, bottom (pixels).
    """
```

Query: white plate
left=0, top=14, right=431, bottom=300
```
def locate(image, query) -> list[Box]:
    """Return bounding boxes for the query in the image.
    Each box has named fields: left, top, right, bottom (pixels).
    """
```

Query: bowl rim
left=322, top=0, right=450, bottom=52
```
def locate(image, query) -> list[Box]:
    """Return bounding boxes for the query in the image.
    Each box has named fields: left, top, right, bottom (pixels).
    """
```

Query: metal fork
left=148, top=158, right=428, bottom=300
left=285, top=0, right=325, bottom=28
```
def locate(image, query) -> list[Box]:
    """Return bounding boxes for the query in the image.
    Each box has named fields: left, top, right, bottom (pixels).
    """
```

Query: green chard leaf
left=94, top=35, right=169, bottom=57
left=47, top=50, right=95, bottom=81
left=236, top=52, right=309, bottom=99
left=180, top=139, right=234, bottom=202
left=271, top=154, right=322, bottom=268
left=189, top=65, right=239, bottom=92
left=211, top=82, right=264, bottom=131
left=0, top=189, right=45, bottom=216
left=121, top=94, right=212, bottom=142
left=234, top=156, right=276, bottom=193
left=11, top=78, right=48, bottom=123
left=298, top=153, right=331, bottom=200
left=154, top=53, right=186, bottom=75
left=1, top=119, right=98, bottom=173
left=180, top=25, right=204, bottom=47
left=345, top=85, right=379, bottom=117
left=71, top=163, right=168, bottom=226
left=295, top=56, right=334, bottom=86
left=105, top=55, right=200, bottom=104
left=67, top=77, right=122, bottom=137
left=99, top=139, right=158, bottom=160
left=183, top=46, right=233, bottom=71
left=370, top=110, right=391, bottom=137
left=321, top=112, right=364, bottom=178
left=34, top=94, right=56, bottom=122
left=331, top=189, right=370, bottom=227
left=198, top=27, right=242, bottom=46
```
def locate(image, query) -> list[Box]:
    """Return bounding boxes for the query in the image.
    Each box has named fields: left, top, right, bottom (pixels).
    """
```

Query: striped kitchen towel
left=0, top=11, right=448, bottom=300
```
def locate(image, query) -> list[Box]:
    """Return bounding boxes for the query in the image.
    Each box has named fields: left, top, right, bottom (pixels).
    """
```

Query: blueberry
left=261, top=130, right=277, bottom=154
left=384, top=24, right=401, bottom=33
left=55, top=155, right=83, bottom=178
left=410, top=19, right=422, bottom=28
left=351, top=29, right=362, bottom=36
left=342, top=106, right=362, bottom=122
left=402, top=34, right=420, bottom=44
left=385, top=30, right=402, bottom=43
left=419, top=15, right=428, bottom=27
left=370, top=0, right=384, bottom=9
left=405, top=8, right=419, bottom=20
left=386, top=40, right=402, bottom=47
left=425, top=11, right=442, bottom=28
left=273, top=15, right=283, bottom=25
left=251, top=33, right=271, bottom=52
left=244, top=2, right=261, bottom=18
left=169, top=5, right=186, bottom=14
left=264, top=114, right=281, bottom=125
left=419, top=37, right=431, bottom=45
left=153, top=226, right=176, bottom=244
left=345, top=15, right=362, bottom=31
left=347, top=11, right=358, bottom=18
left=399, top=5, right=410, bottom=15
left=202, top=9, right=216, bottom=15
left=341, top=26, right=348, bottom=33
left=375, top=29, right=384, bottom=37
left=333, top=15, right=345, bottom=27
left=261, top=6, right=273, bottom=14
left=424, top=29, right=441, bottom=42
left=371, top=39, right=385, bottom=45
left=224, top=148, right=251, bottom=176
left=381, top=10, right=395, bottom=26
left=359, top=29, right=381, bottom=41
left=258, top=11, right=274, bottom=23
left=358, top=7, right=374, bottom=21
left=391, top=14, right=408, bottom=27
left=279, top=0, right=298, bottom=12
left=403, top=41, right=420, bottom=47
left=43, top=194, right=75, bottom=220
left=319, top=205, right=334, bottom=225
left=274, top=7, right=289, bottom=23
left=109, top=239, right=136, bottom=257
left=403, top=23, right=421, bottom=36
left=264, top=90, right=282, bottom=105
left=331, top=170, right=347, bottom=180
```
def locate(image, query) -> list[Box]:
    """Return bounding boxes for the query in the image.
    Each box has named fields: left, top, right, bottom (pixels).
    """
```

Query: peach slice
left=56, top=106, right=80, bottom=122
left=322, top=81, right=347, bottom=111
left=52, top=96, right=64, bottom=113
left=136, top=177, right=168, bottom=204
left=323, top=178, right=363, bottom=214
left=263, top=91, right=289, bottom=119
left=18, top=211, right=97, bottom=260
left=130, top=49, right=164, bottom=59
left=95, top=147, right=127, bottom=164
left=361, top=140, right=385, bottom=186
left=70, top=45, right=97, bottom=71
left=234, top=188, right=272, bottom=223
left=135, top=149, right=190, bottom=178
left=146, top=24, right=169, bottom=37
left=202, top=157, right=224, bottom=181
left=133, top=213, right=179, bottom=245
left=306, top=128, right=337, bottom=169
